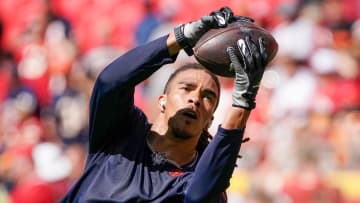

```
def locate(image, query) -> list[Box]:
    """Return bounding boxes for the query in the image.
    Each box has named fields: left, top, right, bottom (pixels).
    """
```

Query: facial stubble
left=168, top=117, right=196, bottom=140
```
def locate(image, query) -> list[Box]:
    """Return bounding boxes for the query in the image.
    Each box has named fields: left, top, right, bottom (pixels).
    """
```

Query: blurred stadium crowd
left=0, top=0, right=359, bottom=202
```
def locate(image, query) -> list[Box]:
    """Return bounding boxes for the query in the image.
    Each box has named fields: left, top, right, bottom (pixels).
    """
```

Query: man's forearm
left=222, top=107, right=251, bottom=129
left=167, top=31, right=182, bottom=56
left=184, top=127, right=245, bottom=202
left=88, top=35, right=178, bottom=152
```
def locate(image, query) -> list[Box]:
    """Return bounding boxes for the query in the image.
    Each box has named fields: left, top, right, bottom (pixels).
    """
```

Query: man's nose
left=188, top=93, right=201, bottom=107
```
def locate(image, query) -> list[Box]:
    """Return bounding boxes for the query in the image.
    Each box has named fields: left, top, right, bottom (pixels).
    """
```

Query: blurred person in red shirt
left=2, top=146, right=56, bottom=203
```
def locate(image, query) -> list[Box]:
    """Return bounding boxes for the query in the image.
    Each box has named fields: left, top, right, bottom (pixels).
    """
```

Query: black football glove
left=226, top=35, right=268, bottom=110
left=174, top=7, right=234, bottom=56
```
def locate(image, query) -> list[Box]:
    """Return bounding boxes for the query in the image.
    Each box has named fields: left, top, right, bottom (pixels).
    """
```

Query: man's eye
left=180, top=87, right=190, bottom=91
left=203, top=95, right=214, bottom=102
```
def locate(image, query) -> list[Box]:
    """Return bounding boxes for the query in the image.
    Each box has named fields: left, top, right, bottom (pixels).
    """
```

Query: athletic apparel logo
left=151, top=151, right=166, bottom=165
left=237, top=38, right=247, bottom=58
left=215, top=14, right=226, bottom=26
left=168, top=169, right=184, bottom=177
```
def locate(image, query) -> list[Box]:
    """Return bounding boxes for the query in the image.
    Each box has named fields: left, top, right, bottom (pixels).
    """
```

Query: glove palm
left=227, top=36, right=268, bottom=109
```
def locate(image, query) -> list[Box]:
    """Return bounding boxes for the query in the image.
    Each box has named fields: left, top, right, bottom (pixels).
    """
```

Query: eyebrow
left=178, top=81, right=195, bottom=87
left=178, top=81, right=218, bottom=99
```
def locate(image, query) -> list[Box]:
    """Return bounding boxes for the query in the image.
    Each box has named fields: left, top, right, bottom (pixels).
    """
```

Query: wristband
left=174, top=25, right=194, bottom=56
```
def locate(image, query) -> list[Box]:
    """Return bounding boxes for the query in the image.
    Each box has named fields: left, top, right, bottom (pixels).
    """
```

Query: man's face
left=161, top=69, right=219, bottom=139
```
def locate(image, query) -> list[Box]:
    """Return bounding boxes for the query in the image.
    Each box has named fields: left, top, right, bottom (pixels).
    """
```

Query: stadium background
left=0, top=0, right=359, bottom=202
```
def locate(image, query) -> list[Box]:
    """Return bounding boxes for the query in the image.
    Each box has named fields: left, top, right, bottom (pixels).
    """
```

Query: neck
left=149, top=117, right=199, bottom=166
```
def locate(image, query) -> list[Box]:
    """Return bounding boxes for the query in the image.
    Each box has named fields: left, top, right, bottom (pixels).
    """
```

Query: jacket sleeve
left=88, top=35, right=177, bottom=153
left=184, top=127, right=245, bottom=203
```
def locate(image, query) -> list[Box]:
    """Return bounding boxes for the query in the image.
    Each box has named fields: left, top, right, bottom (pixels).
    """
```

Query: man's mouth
left=182, top=109, right=198, bottom=120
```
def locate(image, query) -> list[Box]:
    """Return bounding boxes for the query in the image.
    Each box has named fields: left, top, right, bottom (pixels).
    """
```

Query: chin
left=169, top=117, right=201, bottom=140
left=171, top=124, right=200, bottom=140
left=172, top=127, right=194, bottom=140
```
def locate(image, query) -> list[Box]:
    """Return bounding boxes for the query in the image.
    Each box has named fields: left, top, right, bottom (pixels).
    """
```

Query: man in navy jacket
left=61, top=7, right=268, bottom=203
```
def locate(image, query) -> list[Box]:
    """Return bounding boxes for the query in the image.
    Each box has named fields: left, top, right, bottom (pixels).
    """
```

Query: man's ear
left=158, top=95, right=167, bottom=113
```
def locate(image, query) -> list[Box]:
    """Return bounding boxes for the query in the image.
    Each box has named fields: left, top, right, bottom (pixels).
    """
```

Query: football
left=193, top=20, right=278, bottom=77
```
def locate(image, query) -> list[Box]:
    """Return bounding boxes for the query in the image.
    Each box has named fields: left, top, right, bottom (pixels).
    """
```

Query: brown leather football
left=193, top=20, right=278, bottom=77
